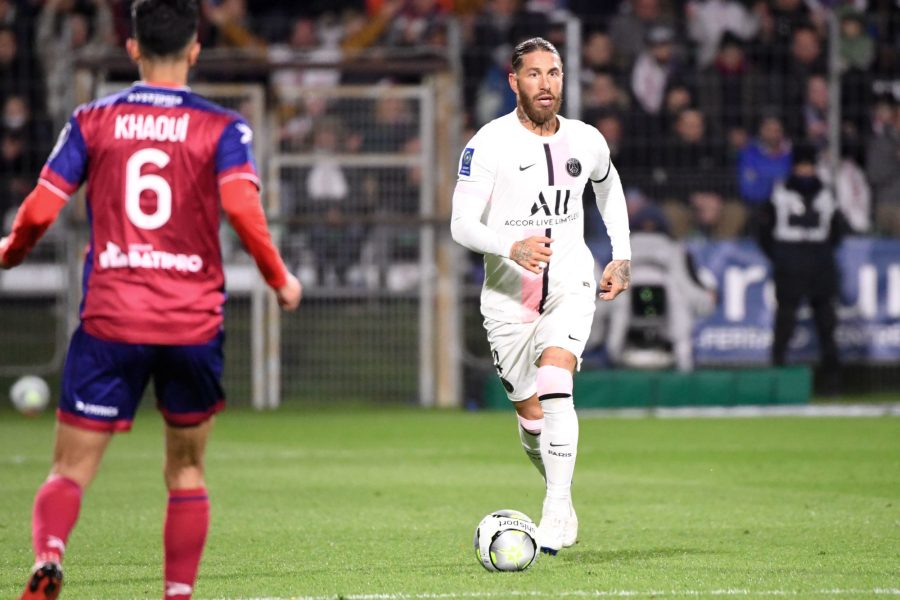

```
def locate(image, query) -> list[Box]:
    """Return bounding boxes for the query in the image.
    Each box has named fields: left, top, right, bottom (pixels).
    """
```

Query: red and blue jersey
left=41, top=83, right=260, bottom=345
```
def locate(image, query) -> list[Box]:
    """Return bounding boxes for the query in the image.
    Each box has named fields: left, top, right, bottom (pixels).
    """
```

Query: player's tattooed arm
left=598, top=259, right=630, bottom=301
left=510, top=236, right=553, bottom=275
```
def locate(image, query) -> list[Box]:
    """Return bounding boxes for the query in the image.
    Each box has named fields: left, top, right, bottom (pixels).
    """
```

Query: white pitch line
left=221, top=588, right=900, bottom=600
left=579, top=403, right=900, bottom=419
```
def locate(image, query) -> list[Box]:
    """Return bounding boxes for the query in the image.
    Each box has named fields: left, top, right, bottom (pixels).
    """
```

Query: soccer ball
left=9, top=375, right=50, bottom=415
left=473, top=509, right=538, bottom=572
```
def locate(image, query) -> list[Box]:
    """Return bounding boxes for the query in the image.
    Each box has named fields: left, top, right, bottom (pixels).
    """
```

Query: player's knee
left=164, top=463, right=205, bottom=490
left=517, top=413, right=544, bottom=435
left=536, top=365, right=573, bottom=401
left=514, top=395, right=543, bottom=421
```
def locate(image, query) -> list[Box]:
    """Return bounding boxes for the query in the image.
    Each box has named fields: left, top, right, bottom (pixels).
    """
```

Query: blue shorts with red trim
left=59, top=325, right=225, bottom=432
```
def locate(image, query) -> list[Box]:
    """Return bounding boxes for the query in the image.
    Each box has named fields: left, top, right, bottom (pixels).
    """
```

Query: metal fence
left=2, top=5, right=899, bottom=404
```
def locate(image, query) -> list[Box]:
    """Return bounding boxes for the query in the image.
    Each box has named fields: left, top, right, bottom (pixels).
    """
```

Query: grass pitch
left=0, top=407, right=897, bottom=600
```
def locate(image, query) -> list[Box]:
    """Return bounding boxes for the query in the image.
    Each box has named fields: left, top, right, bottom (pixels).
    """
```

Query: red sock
left=32, top=475, right=83, bottom=565
left=163, top=488, right=209, bottom=600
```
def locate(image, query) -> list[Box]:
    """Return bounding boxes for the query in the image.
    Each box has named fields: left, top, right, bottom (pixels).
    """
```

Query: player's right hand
left=276, top=274, right=302, bottom=311
left=510, top=236, right=553, bottom=274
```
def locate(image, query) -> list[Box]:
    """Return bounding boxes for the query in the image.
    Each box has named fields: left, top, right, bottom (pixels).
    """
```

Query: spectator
left=629, top=25, right=684, bottom=117
left=0, top=25, right=44, bottom=121
left=866, top=98, right=900, bottom=237
left=201, top=0, right=266, bottom=51
left=0, top=128, right=29, bottom=220
left=768, top=23, right=826, bottom=132
left=684, top=0, right=763, bottom=69
left=462, top=0, right=545, bottom=126
left=37, top=0, right=114, bottom=128
left=818, top=140, right=871, bottom=234
left=609, top=0, right=674, bottom=72
left=800, top=73, right=830, bottom=150
left=737, top=112, right=792, bottom=210
left=753, top=0, right=821, bottom=71
left=697, top=31, right=763, bottom=152
left=582, top=71, right=629, bottom=114
left=341, top=0, right=402, bottom=58
left=361, top=91, right=417, bottom=152
left=658, top=108, right=730, bottom=237
left=305, top=116, right=366, bottom=286
left=689, top=186, right=747, bottom=239
left=269, top=17, right=341, bottom=107
left=838, top=8, right=875, bottom=72
left=384, top=0, right=448, bottom=48
left=580, top=31, right=624, bottom=88
left=1, top=93, right=51, bottom=170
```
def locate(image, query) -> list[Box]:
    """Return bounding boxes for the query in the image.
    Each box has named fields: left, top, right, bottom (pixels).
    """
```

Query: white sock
left=517, top=414, right=545, bottom=479
left=537, top=366, right=578, bottom=506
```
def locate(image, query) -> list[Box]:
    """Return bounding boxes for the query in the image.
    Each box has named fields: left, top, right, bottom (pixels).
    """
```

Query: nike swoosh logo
left=549, top=442, right=569, bottom=447
left=568, top=334, right=582, bottom=341
left=519, top=163, right=536, bottom=171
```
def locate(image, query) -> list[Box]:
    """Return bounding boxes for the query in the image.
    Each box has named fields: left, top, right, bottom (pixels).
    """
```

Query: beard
left=518, top=88, right=563, bottom=125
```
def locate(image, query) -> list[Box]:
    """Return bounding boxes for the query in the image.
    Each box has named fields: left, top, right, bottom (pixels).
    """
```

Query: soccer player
left=450, top=37, right=631, bottom=555
left=0, top=1, right=302, bottom=598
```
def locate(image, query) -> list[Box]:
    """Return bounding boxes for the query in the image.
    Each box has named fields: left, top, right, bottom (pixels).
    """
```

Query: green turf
left=0, top=408, right=898, bottom=600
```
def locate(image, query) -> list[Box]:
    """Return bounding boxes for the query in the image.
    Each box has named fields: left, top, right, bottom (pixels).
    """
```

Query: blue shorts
left=58, top=326, right=225, bottom=432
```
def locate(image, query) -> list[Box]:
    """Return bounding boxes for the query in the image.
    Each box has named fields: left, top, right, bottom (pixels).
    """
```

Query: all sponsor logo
left=99, top=241, right=203, bottom=273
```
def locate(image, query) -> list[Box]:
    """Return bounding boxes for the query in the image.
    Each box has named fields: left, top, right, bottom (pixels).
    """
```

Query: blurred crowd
left=0, top=0, right=898, bottom=264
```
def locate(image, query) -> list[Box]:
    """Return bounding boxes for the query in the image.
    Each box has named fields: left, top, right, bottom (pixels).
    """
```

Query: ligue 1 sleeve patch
left=459, top=147, right=475, bottom=176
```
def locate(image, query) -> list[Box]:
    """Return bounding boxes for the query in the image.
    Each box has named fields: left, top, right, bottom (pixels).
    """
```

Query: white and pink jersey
left=41, top=83, right=260, bottom=345
left=451, top=111, right=631, bottom=324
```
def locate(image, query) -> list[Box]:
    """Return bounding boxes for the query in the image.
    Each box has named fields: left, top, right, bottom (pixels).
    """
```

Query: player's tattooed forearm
left=612, top=261, right=631, bottom=287
left=511, top=241, right=532, bottom=263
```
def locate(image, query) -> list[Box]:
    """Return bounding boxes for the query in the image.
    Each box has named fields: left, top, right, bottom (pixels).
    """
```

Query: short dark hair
left=131, top=0, right=198, bottom=58
left=511, top=37, right=561, bottom=72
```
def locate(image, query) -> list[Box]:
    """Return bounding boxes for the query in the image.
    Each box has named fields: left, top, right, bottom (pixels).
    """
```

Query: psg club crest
left=566, top=158, right=581, bottom=177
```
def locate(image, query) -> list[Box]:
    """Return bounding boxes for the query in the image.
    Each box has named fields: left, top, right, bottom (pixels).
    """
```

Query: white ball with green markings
left=474, top=509, right=538, bottom=572
left=10, top=375, right=50, bottom=415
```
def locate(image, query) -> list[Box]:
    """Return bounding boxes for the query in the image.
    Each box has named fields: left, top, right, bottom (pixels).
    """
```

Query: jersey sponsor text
left=98, top=241, right=203, bottom=273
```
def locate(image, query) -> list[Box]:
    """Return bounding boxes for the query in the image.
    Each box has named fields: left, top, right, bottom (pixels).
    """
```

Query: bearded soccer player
left=451, top=37, right=631, bottom=555
left=1, top=1, right=302, bottom=598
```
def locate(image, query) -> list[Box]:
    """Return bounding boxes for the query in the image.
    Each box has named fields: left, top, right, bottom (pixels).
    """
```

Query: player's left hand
left=0, top=236, right=10, bottom=269
left=598, top=259, right=630, bottom=301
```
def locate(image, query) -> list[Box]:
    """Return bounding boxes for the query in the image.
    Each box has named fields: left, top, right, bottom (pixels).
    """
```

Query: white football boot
left=538, top=498, right=578, bottom=555
left=562, top=499, right=578, bottom=548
